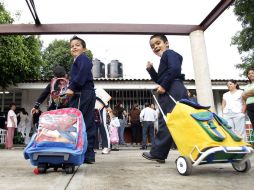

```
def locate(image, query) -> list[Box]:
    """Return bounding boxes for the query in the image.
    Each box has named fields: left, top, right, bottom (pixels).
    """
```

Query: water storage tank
left=107, top=60, right=123, bottom=78
left=92, top=58, right=105, bottom=78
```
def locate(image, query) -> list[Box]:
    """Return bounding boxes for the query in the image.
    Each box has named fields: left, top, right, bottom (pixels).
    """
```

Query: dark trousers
left=69, top=89, right=96, bottom=161
left=95, top=109, right=110, bottom=149
left=131, top=121, right=141, bottom=144
left=150, top=80, right=188, bottom=159
left=247, top=103, right=254, bottom=129
left=94, top=122, right=100, bottom=149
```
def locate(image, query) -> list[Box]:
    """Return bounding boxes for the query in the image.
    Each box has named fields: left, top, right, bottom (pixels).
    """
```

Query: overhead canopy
left=0, top=0, right=234, bottom=35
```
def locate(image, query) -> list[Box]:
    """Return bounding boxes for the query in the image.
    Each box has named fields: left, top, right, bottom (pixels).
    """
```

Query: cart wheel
left=37, top=164, right=47, bottom=174
left=232, top=159, right=251, bottom=172
left=65, top=165, right=75, bottom=174
left=176, top=156, right=193, bottom=176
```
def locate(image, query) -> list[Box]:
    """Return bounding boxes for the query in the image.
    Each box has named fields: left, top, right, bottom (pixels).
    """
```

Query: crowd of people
left=2, top=34, right=254, bottom=166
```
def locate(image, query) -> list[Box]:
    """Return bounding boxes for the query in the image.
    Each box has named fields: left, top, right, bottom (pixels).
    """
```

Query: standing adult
left=18, top=108, right=29, bottom=137
left=66, top=36, right=96, bottom=164
left=129, top=104, right=141, bottom=145
left=242, top=68, right=254, bottom=130
left=114, top=101, right=127, bottom=145
left=187, top=90, right=198, bottom=103
left=140, top=103, right=157, bottom=149
left=142, top=34, right=188, bottom=163
left=150, top=103, right=159, bottom=134
left=5, top=103, right=17, bottom=149
left=94, top=107, right=111, bottom=154
left=222, top=80, right=246, bottom=141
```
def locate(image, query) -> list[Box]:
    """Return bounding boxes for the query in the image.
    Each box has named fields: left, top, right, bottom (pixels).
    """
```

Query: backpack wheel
left=37, top=164, right=47, bottom=174
left=176, top=156, right=193, bottom=176
left=232, top=159, right=251, bottom=172
left=64, top=165, right=75, bottom=174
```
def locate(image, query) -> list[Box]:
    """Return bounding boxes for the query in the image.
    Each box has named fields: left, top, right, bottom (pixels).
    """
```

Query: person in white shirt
left=5, top=103, right=17, bottom=149
left=222, top=80, right=246, bottom=141
left=140, top=102, right=158, bottom=149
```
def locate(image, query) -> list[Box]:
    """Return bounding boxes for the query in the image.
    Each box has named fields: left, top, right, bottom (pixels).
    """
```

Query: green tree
left=0, top=3, right=43, bottom=89
left=232, top=0, right=254, bottom=75
left=0, top=1, right=13, bottom=24
left=41, top=39, right=73, bottom=78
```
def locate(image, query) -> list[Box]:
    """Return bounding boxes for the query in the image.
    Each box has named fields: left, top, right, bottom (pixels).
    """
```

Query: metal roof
left=0, top=0, right=235, bottom=35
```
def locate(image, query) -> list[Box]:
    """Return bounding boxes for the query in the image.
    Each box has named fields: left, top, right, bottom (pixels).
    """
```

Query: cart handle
left=151, top=89, right=177, bottom=122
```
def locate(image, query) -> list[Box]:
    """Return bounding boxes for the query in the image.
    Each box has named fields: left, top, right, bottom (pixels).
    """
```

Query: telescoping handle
left=151, top=89, right=177, bottom=122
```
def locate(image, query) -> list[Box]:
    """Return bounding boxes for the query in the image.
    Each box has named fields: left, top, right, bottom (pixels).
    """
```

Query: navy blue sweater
left=147, top=49, right=185, bottom=92
left=69, top=53, right=94, bottom=92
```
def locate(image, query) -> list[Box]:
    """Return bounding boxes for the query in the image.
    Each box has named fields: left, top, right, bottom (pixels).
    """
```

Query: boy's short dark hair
left=150, top=34, right=168, bottom=43
left=53, top=66, right=66, bottom=78
left=70, top=36, right=86, bottom=48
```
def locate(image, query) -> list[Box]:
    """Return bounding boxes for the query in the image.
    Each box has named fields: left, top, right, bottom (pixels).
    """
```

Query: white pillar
left=189, top=30, right=215, bottom=111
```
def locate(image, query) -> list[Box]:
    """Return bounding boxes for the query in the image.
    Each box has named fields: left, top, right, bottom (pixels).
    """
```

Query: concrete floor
left=0, top=146, right=254, bottom=190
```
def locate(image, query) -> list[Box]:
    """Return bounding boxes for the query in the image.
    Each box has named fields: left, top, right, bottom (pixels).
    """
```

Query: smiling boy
left=66, top=36, right=96, bottom=164
left=142, top=34, right=188, bottom=163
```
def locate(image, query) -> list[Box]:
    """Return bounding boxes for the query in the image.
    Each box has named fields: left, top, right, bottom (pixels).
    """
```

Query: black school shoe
left=142, top=152, right=165, bottom=163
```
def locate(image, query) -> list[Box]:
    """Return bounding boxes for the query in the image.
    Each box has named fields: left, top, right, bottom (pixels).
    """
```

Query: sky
left=2, top=0, right=245, bottom=80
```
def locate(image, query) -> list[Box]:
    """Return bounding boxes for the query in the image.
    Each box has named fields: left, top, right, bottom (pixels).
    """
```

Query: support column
left=189, top=30, right=215, bottom=111
left=1, top=92, right=5, bottom=112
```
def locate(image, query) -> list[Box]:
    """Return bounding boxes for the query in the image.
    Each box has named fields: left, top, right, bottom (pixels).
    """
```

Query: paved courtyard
left=0, top=146, right=254, bottom=190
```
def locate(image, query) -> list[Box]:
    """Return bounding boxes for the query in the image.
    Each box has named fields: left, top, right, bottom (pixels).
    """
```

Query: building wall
left=17, top=88, right=225, bottom=116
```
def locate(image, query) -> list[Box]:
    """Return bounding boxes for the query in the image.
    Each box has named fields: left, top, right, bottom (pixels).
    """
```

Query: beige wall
left=21, top=89, right=48, bottom=113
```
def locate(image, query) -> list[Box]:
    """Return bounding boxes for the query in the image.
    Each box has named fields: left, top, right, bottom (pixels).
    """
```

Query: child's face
left=70, top=39, right=85, bottom=58
left=149, top=37, right=169, bottom=57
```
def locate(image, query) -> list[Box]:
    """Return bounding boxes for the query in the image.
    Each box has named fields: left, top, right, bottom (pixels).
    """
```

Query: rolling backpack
left=50, top=77, right=69, bottom=109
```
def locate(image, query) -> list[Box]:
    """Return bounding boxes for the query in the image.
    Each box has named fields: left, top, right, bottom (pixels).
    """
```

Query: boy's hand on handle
left=146, top=61, right=153, bottom=70
left=156, top=85, right=166, bottom=94
left=66, top=89, right=74, bottom=97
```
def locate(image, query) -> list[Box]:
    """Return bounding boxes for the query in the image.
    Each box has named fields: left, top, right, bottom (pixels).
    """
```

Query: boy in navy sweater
left=66, top=36, right=96, bottom=164
left=142, top=34, right=188, bottom=163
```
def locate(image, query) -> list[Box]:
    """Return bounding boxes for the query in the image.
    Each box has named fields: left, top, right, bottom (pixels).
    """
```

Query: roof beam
left=0, top=23, right=201, bottom=35
left=199, top=0, right=235, bottom=30
left=0, top=0, right=234, bottom=35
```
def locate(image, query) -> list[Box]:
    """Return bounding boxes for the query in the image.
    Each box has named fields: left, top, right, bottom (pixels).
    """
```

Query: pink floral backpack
left=50, top=77, right=69, bottom=108
left=110, top=127, right=119, bottom=145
